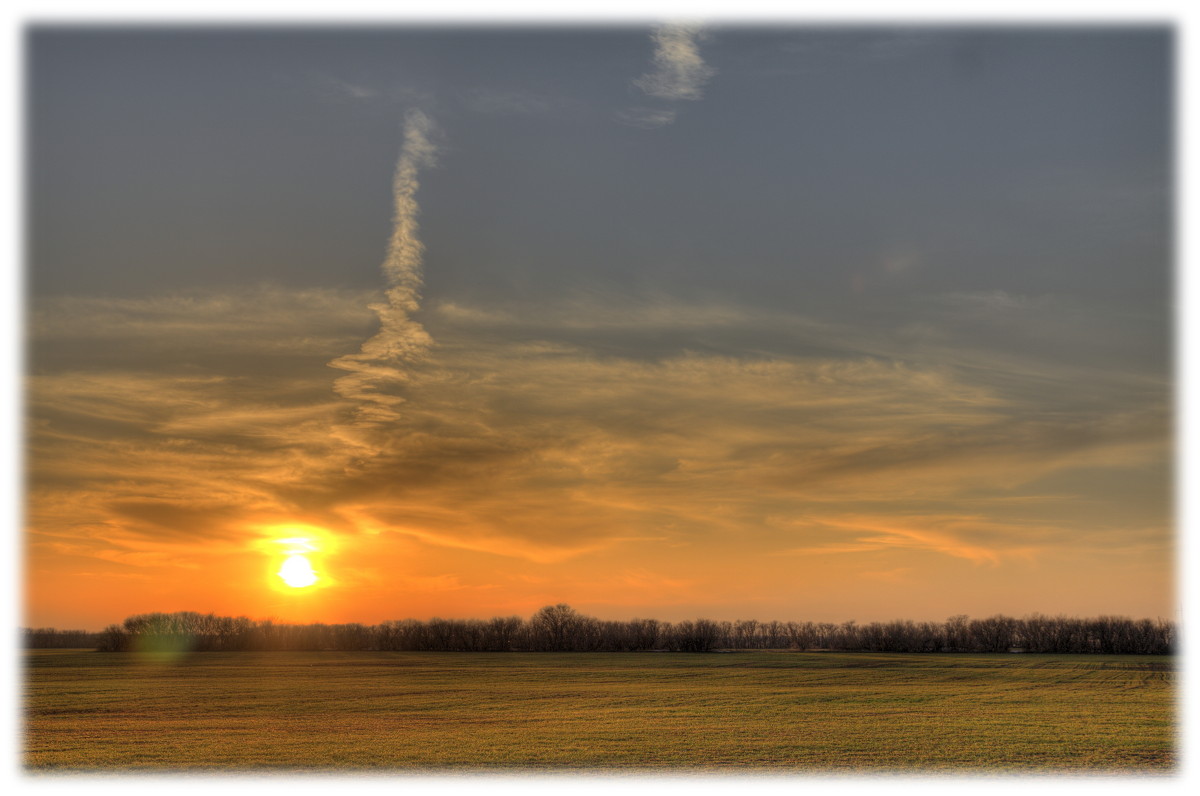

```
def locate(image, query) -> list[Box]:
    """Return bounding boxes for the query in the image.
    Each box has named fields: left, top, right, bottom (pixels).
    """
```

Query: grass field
left=23, top=649, right=1175, bottom=772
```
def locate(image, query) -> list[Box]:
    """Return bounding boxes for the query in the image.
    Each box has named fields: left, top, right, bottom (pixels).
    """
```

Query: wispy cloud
left=307, top=71, right=432, bottom=106
left=633, top=23, right=715, bottom=101
left=32, top=287, right=377, bottom=356
left=29, top=285, right=1168, bottom=551
left=26, top=282, right=1171, bottom=622
left=614, top=107, right=678, bottom=129
left=618, top=23, right=714, bottom=128
left=313, top=73, right=379, bottom=101
left=329, top=110, right=438, bottom=430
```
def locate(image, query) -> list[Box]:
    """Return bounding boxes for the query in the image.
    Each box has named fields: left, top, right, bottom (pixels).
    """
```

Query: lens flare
left=278, top=554, right=318, bottom=588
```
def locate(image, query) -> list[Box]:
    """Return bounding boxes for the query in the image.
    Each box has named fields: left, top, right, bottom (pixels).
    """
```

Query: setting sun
left=257, top=531, right=333, bottom=594
left=278, top=554, right=318, bottom=588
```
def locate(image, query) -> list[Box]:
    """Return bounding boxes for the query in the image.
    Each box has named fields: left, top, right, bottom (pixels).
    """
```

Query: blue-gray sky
left=25, top=26, right=1173, bottom=628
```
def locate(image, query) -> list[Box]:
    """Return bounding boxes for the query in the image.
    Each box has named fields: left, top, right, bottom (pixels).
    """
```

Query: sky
left=23, top=24, right=1173, bottom=630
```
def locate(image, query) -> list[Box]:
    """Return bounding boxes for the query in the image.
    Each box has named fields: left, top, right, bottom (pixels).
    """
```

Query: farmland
left=24, top=649, right=1174, bottom=772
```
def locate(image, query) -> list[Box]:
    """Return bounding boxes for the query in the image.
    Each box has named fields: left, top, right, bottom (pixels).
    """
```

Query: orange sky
left=24, top=28, right=1173, bottom=630
left=23, top=290, right=1174, bottom=628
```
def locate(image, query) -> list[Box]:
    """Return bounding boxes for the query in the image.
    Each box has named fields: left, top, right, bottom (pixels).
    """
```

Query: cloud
left=791, top=515, right=1014, bottom=565
left=30, top=287, right=379, bottom=387
left=313, top=73, right=379, bottom=101
left=618, top=23, right=715, bottom=129
left=633, top=23, right=715, bottom=101
left=779, top=508, right=1166, bottom=570
left=328, top=110, right=438, bottom=430
left=614, top=106, right=679, bottom=129
left=307, top=72, right=433, bottom=107
left=931, top=289, right=1054, bottom=314
left=25, top=269, right=1169, bottom=628
left=28, top=283, right=1169, bottom=568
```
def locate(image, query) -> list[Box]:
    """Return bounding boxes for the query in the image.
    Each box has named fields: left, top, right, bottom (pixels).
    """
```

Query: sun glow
left=278, top=554, right=319, bottom=588
left=256, top=528, right=335, bottom=592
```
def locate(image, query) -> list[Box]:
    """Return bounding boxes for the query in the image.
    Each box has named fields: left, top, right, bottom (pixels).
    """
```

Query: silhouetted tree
left=73, top=609, right=1173, bottom=655
left=530, top=604, right=586, bottom=651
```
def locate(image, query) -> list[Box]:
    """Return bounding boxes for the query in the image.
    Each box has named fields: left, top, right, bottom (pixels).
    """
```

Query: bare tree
left=79, top=609, right=1174, bottom=655
left=530, top=604, right=586, bottom=651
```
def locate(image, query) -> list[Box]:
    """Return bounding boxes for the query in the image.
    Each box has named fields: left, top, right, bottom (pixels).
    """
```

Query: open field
left=24, top=649, right=1174, bottom=772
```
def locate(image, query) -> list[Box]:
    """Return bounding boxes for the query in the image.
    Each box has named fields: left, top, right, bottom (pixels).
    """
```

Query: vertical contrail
left=330, top=110, right=438, bottom=426
left=378, top=109, right=438, bottom=313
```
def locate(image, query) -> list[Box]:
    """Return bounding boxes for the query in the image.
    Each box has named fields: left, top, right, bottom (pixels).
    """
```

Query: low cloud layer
left=27, top=278, right=1171, bottom=626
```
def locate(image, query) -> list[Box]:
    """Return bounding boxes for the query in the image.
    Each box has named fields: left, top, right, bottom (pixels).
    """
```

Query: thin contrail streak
left=329, top=110, right=438, bottom=427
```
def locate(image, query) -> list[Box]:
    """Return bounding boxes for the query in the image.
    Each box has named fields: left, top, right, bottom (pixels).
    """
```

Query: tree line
left=23, top=605, right=1175, bottom=654
left=22, top=627, right=103, bottom=649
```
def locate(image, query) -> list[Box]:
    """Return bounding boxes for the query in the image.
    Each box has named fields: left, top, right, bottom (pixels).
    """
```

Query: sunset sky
left=24, top=26, right=1173, bottom=630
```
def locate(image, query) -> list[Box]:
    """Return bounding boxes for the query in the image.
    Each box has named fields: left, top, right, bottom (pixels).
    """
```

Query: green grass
left=23, top=649, right=1175, bottom=772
